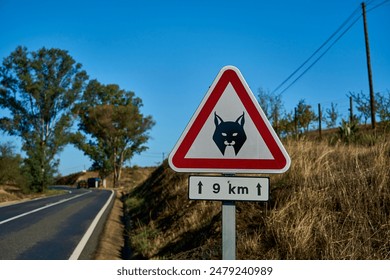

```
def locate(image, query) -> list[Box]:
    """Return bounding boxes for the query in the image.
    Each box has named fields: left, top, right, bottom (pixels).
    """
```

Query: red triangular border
left=169, top=66, right=290, bottom=173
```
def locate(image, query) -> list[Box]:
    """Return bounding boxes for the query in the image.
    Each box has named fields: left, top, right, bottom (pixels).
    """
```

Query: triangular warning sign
left=168, top=65, right=291, bottom=174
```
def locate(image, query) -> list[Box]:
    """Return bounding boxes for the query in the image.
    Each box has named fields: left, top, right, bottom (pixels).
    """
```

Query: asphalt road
left=0, top=187, right=114, bottom=260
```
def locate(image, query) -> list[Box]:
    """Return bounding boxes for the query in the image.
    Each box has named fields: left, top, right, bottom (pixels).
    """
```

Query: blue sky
left=0, top=0, right=389, bottom=175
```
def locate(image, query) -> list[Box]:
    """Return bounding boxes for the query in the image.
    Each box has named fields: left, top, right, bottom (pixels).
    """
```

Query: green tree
left=258, top=88, right=283, bottom=135
left=278, top=110, right=296, bottom=137
left=349, top=91, right=371, bottom=124
left=73, top=80, right=155, bottom=187
left=296, top=99, right=316, bottom=132
left=325, top=102, right=339, bottom=128
left=375, top=90, right=390, bottom=122
left=0, top=46, right=88, bottom=192
left=0, top=142, right=23, bottom=185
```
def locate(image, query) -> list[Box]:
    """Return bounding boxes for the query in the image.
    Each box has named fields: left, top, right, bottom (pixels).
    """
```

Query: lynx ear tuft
left=214, top=112, right=224, bottom=126
left=235, top=112, right=245, bottom=126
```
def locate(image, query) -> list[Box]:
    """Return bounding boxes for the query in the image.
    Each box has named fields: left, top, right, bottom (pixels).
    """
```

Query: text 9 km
left=198, top=181, right=262, bottom=196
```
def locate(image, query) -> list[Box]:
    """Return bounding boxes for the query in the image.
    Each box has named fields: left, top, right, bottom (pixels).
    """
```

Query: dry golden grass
left=256, top=139, right=390, bottom=259
left=123, top=137, right=390, bottom=260
left=0, top=185, right=66, bottom=205
left=124, top=163, right=222, bottom=259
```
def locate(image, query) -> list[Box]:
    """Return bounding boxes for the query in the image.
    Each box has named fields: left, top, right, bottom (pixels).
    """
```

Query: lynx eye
left=222, top=133, right=227, bottom=136
left=233, top=133, right=238, bottom=136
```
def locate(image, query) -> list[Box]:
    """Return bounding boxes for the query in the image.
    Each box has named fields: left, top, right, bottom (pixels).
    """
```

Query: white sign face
left=185, top=83, right=274, bottom=160
left=169, top=65, right=291, bottom=174
left=188, top=176, right=269, bottom=202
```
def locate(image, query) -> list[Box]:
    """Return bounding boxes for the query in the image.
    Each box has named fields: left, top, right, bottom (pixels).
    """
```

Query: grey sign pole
left=222, top=200, right=236, bottom=260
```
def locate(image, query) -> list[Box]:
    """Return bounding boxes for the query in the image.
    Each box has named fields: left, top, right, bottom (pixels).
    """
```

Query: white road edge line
left=69, top=190, right=115, bottom=260
left=0, top=191, right=92, bottom=225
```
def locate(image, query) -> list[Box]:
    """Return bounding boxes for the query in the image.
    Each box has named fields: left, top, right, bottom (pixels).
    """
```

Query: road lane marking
left=69, top=190, right=115, bottom=260
left=0, top=191, right=92, bottom=225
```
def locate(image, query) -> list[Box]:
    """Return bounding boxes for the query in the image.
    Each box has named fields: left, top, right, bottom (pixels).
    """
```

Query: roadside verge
left=69, top=189, right=115, bottom=260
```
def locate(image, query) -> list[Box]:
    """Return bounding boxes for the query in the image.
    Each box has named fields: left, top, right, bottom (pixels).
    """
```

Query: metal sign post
left=222, top=200, right=236, bottom=260
left=188, top=175, right=269, bottom=260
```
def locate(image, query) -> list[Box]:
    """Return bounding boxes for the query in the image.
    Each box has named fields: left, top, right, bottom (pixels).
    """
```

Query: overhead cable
left=278, top=15, right=362, bottom=95
left=366, top=0, right=390, bottom=12
left=271, top=5, right=361, bottom=95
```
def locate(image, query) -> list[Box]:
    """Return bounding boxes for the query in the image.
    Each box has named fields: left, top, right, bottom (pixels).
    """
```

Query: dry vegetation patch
left=0, top=185, right=22, bottom=203
left=123, top=139, right=390, bottom=260
left=0, top=185, right=65, bottom=205
left=258, top=139, right=390, bottom=259
left=124, top=163, right=222, bottom=259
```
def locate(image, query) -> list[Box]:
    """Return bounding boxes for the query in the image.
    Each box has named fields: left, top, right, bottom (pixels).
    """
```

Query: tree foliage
left=0, top=142, right=23, bottom=185
left=73, top=80, right=155, bottom=187
left=278, top=111, right=296, bottom=137
left=258, top=88, right=283, bottom=135
left=296, top=99, right=316, bottom=132
left=349, top=91, right=371, bottom=124
left=375, top=90, right=390, bottom=122
left=325, top=102, right=339, bottom=128
left=0, top=46, right=88, bottom=192
left=349, top=90, right=390, bottom=125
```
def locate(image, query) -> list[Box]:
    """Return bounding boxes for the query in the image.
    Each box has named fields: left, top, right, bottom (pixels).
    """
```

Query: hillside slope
left=123, top=162, right=222, bottom=259
left=123, top=138, right=390, bottom=260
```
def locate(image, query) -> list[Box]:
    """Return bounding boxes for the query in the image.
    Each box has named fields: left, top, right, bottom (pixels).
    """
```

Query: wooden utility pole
left=349, top=96, right=354, bottom=123
left=318, top=103, right=322, bottom=139
left=294, top=107, right=298, bottom=136
left=362, top=2, right=376, bottom=129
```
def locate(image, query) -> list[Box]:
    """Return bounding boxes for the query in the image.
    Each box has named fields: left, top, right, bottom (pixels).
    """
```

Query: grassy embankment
left=123, top=131, right=390, bottom=259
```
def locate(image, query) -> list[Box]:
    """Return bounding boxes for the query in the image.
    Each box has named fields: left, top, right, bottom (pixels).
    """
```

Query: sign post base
left=222, top=200, right=236, bottom=260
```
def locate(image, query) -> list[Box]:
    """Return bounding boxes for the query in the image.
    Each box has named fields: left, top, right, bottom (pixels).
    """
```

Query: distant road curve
left=0, top=186, right=114, bottom=260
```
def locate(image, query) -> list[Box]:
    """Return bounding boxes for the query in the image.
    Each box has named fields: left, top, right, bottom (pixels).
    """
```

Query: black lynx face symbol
left=212, top=112, right=247, bottom=156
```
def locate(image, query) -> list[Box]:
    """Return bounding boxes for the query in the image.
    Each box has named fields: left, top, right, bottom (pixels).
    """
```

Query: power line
left=273, top=0, right=389, bottom=96
left=365, top=0, right=377, bottom=6
left=278, top=15, right=361, bottom=95
left=366, top=0, right=390, bottom=12
left=271, top=5, right=361, bottom=95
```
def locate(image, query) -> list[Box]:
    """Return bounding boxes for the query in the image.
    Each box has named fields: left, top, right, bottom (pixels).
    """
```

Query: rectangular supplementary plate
left=188, top=175, right=269, bottom=202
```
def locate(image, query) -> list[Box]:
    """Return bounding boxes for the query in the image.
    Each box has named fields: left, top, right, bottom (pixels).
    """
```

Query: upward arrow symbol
left=256, top=183, right=262, bottom=196
left=198, top=181, right=203, bottom=194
